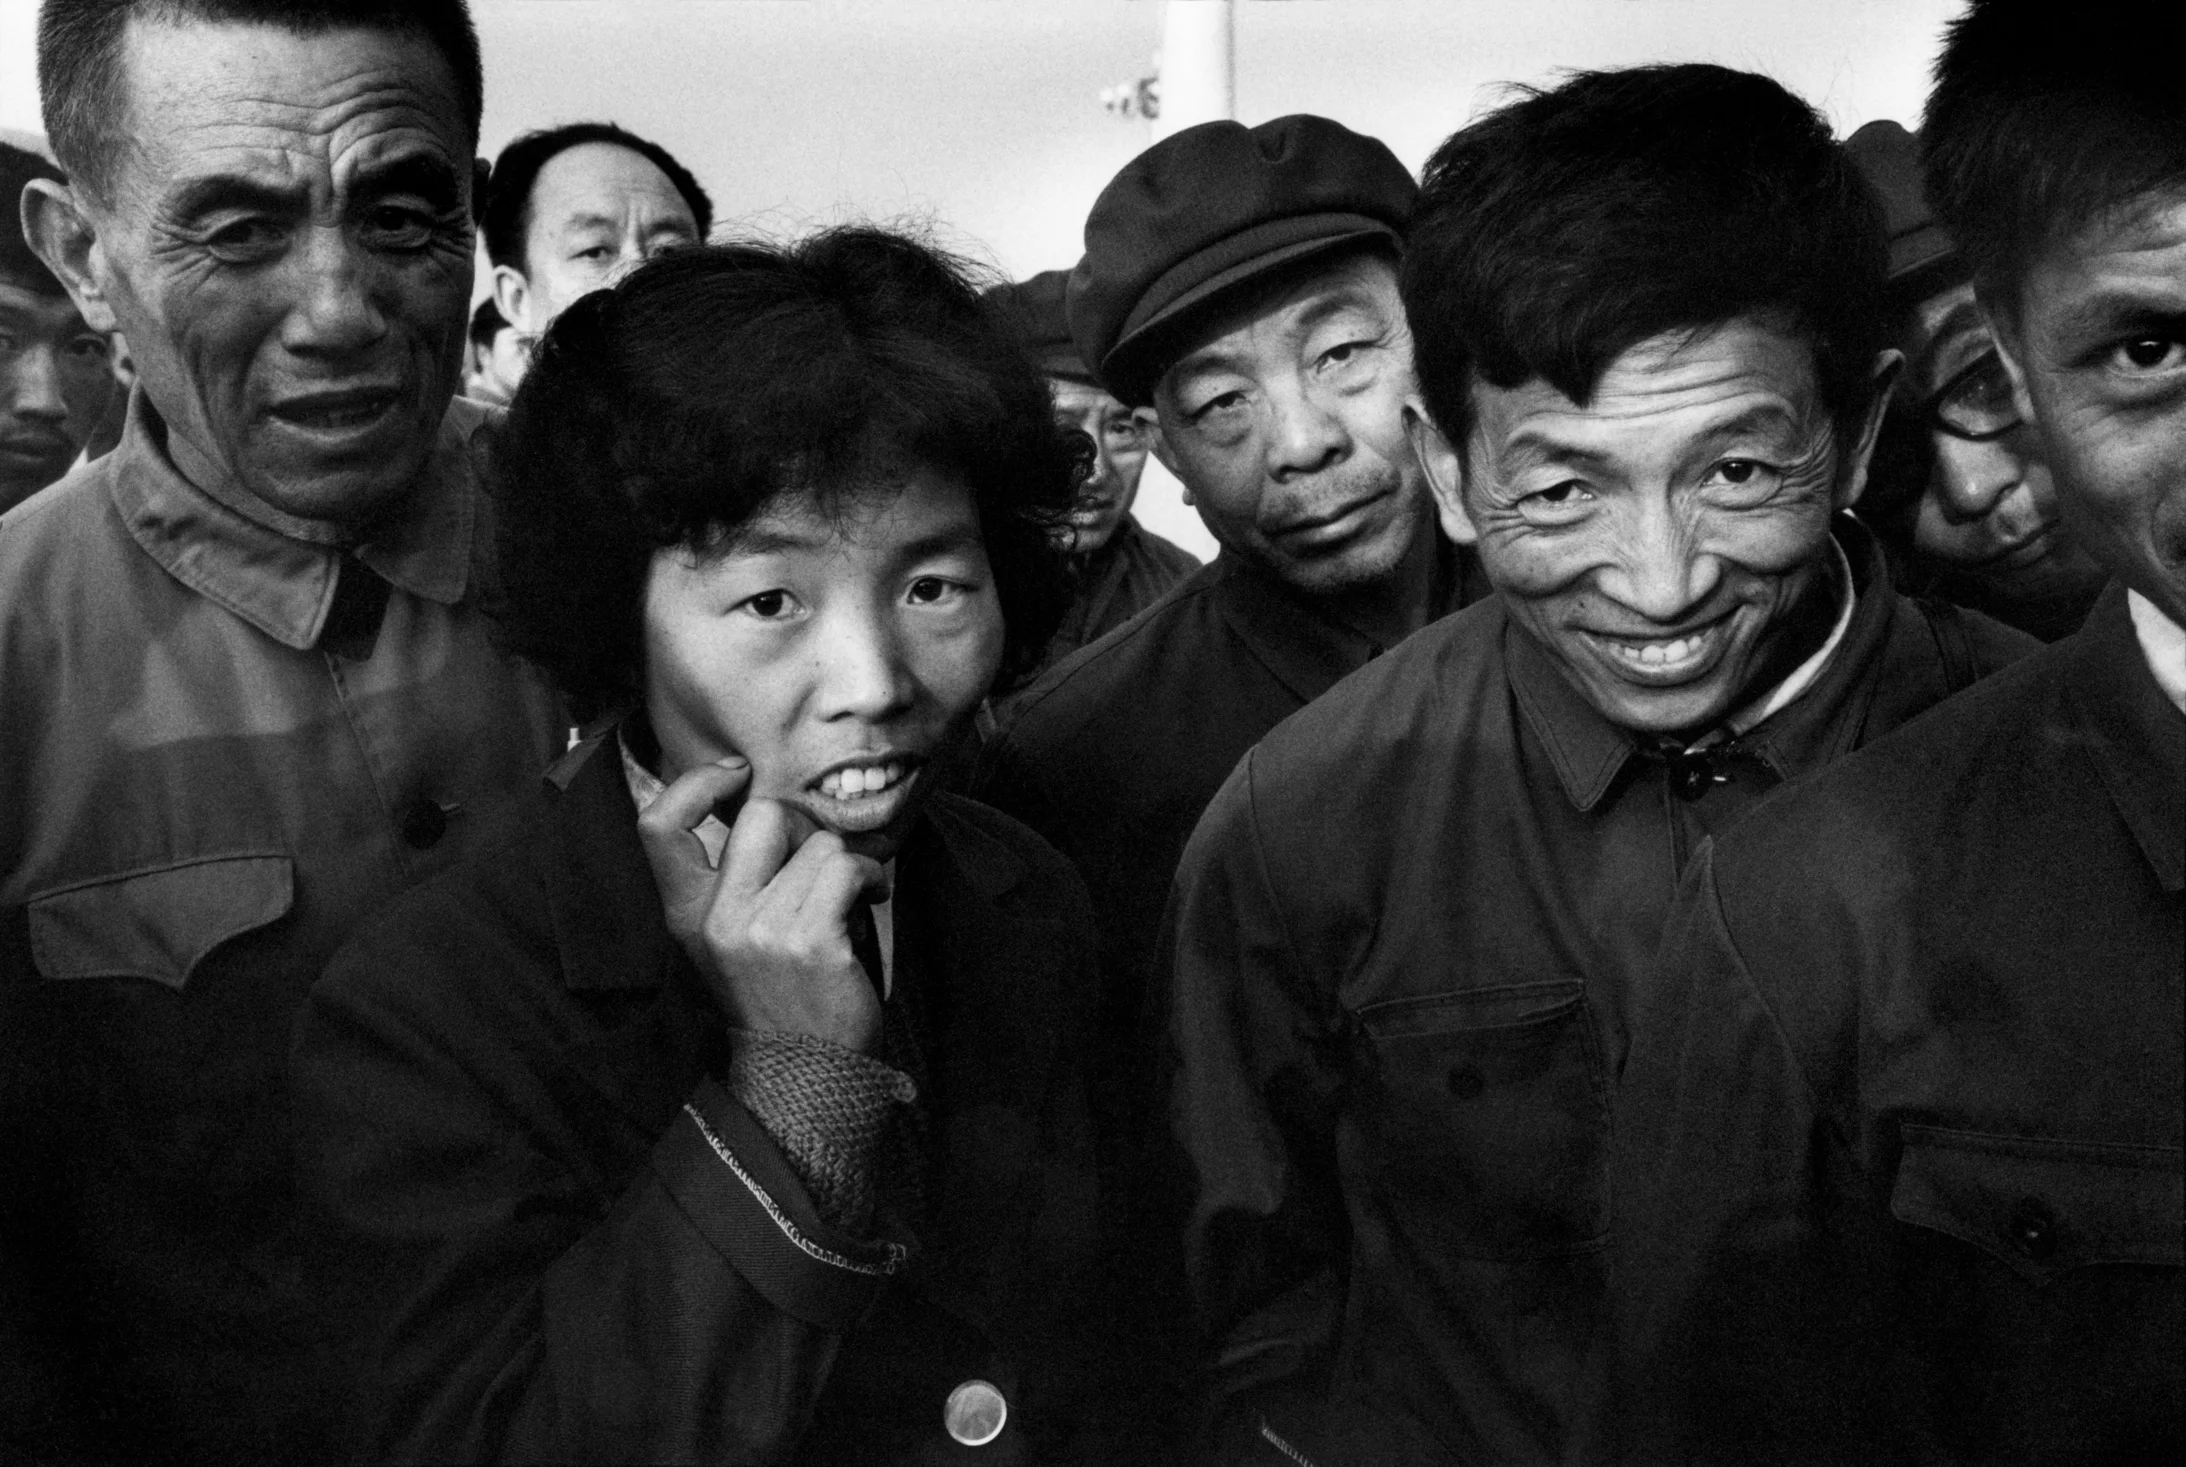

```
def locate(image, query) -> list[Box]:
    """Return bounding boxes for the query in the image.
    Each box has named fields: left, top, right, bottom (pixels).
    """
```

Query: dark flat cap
left=1068, top=114, right=1416, bottom=404
left=0, top=142, right=67, bottom=294
left=1845, top=120, right=1963, bottom=300
left=985, top=269, right=1097, bottom=385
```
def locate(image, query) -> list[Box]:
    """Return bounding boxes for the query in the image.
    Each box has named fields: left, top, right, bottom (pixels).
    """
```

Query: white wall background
left=0, top=0, right=1968, bottom=558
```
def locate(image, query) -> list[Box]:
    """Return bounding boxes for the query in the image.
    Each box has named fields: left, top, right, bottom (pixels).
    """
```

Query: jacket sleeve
left=1600, top=840, right=1917, bottom=1466
left=292, top=916, right=904, bottom=1466
left=1165, top=751, right=1350, bottom=1465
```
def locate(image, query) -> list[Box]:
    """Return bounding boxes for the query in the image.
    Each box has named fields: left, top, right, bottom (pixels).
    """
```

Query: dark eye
left=1190, top=390, right=1245, bottom=421
left=908, top=576, right=962, bottom=605
left=1718, top=460, right=1759, bottom=483
left=363, top=205, right=435, bottom=250
left=740, top=589, right=792, bottom=620
left=205, top=217, right=288, bottom=261
left=65, top=334, right=110, bottom=363
left=2117, top=336, right=2185, bottom=372
left=574, top=245, right=614, bottom=263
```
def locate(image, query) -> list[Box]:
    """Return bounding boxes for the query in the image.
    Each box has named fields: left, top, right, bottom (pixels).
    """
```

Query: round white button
left=944, top=1378, right=1007, bottom=1447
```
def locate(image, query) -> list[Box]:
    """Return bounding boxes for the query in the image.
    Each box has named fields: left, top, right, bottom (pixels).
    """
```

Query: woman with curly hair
left=293, top=229, right=1114, bottom=1463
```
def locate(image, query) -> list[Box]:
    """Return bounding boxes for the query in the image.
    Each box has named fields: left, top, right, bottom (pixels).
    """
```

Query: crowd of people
left=0, top=0, right=2177, bottom=1464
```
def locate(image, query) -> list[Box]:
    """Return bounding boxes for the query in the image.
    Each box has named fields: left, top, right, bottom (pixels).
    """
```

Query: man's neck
left=1318, top=501, right=1439, bottom=649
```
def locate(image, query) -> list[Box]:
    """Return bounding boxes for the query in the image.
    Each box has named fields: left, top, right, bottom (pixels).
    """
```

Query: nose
left=1598, top=495, right=1721, bottom=624
left=6, top=345, right=70, bottom=421
left=1263, top=376, right=1348, bottom=480
left=811, top=603, right=918, bottom=723
left=279, top=226, right=391, bottom=357
left=1928, top=436, right=2018, bottom=524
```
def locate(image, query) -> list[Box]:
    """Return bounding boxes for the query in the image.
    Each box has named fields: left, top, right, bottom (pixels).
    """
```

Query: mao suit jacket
left=292, top=735, right=1107, bottom=1464
left=1606, top=583, right=2182, bottom=1464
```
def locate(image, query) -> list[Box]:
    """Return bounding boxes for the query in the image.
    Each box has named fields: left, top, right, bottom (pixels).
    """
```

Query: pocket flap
left=28, top=854, right=294, bottom=990
left=1892, top=1125, right=2184, bottom=1287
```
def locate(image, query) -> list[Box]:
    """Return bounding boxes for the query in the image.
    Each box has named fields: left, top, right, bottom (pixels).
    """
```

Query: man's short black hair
left=38, top=0, right=484, bottom=205
left=481, top=122, right=714, bottom=274
left=468, top=295, right=505, bottom=348
left=486, top=227, right=1082, bottom=725
left=0, top=143, right=68, bottom=294
left=1403, top=64, right=1888, bottom=449
left=1923, top=0, right=2185, bottom=314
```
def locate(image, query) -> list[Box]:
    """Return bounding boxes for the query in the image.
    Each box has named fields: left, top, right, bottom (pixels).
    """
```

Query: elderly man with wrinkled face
left=0, top=3, right=560, bottom=1463
left=1164, top=66, right=2036, bottom=1466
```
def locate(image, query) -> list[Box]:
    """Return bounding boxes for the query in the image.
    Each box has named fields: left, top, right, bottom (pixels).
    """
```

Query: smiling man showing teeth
left=1165, top=67, right=2036, bottom=1466
left=294, top=232, right=1122, bottom=1463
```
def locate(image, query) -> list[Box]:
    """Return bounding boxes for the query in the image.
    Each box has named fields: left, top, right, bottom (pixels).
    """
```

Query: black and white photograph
left=1, top=1, right=2178, bottom=1462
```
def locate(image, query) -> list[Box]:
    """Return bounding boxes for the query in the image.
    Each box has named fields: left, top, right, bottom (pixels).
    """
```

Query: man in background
left=0, top=141, right=112, bottom=511
left=1, top=3, right=561, bottom=1462
left=1609, top=1, right=2182, bottom=1459
left=1848, top=118, right=2108, bottom=640
left=463, top=295, right=525, bottom=406
left=975, top=114, right=1483, bottom=1459
left=989, top=267, right=1199, bottom=677
left=484, top=120, right=711, bottom=369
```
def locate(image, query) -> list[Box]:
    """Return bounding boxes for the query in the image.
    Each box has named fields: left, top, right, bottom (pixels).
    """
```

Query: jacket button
left=2009, top=1197, right=2057, bottom=1261
left=1447, top=1066, right=1485, bottom=1100
left=400, top=798, right=448, bottom=850
left=944, top=1379, right=1006, bottom=1447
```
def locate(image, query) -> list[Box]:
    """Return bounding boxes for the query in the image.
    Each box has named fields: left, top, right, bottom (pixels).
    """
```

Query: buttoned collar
left=1508, top=516, right=1890, bottom=812
left=106, top=389, right=480, bottom=651
left=1211, top=533, right=1483, bottom=704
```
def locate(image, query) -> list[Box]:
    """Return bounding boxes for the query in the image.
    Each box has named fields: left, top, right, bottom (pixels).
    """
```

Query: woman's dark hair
left=485, top=227, right=1084, bottom=725
left=1403, top=64, right=1888, bottom=451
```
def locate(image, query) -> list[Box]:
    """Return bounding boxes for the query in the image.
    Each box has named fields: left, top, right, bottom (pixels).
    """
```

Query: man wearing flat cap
left=1167, top=67, right=2034, bottom=1464
left=1847, top=119, right=2107, bottom=641
left=973, top=119, right=1483, bottom=1448
left=988, top=268, right=1199, bottom=679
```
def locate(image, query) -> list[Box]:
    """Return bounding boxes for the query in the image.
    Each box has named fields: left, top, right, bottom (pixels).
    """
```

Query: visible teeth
left=819, top=762, right=906, bottom=799
left=1617, top=633, right=1706, bottom=667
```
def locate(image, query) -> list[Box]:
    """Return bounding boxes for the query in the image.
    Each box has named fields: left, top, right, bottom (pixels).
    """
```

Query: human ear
left=21, top=180, right=119, bottom=335
left=492, top=263, right=534, bottom=336
left=1136, top=406, right=1189, bottom=506
left=1404, top=403, right=1478, bottom=545
left=1834, top=347, right=1904, bottom=512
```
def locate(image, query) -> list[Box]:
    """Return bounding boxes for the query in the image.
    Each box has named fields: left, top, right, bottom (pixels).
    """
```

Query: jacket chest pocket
left=1891, top=1125, right=2184, bottom=1286
left=1344, top=978, right=1609, bottom=1260
left=28, top=853, right=294, bottom=992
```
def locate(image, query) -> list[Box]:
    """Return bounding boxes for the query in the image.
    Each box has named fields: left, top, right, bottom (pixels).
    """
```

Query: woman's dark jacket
left=291, top=734, right=1105, bottom=1464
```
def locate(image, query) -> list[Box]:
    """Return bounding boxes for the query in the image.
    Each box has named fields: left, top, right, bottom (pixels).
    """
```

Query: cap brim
left=1102, top=216, right=1399, bottom=399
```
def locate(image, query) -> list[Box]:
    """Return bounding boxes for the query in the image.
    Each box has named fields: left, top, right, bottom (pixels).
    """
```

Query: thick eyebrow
left=352, top=153, right=464, bottom=209
left=1917, top=297, right=1988, bottom=382
left=1291, top=287, right=1387, bottom=338
left=2057, top=290, right=2186, bottom=347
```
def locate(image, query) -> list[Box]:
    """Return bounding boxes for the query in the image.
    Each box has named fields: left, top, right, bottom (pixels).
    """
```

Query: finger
left=797, top=848, right=889, bottom=933
left=718, top=795, right=800, bottom=903
left=636, top=759, right=751, bottom=902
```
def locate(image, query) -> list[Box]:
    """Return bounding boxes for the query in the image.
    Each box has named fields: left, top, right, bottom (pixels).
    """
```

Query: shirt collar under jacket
left=2127, top=590, right=2186, bottom=717
left=1508, top=515, right=1881, bottom=813
left=105, top=387, right=478, bottom=652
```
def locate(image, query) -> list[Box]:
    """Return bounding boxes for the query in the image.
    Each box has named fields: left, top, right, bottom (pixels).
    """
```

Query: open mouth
left=270, top=388, right=401, bottom=434
left=1584, top=615, right=1734, bottom=687
left=806, top=756, right=924, bottom=835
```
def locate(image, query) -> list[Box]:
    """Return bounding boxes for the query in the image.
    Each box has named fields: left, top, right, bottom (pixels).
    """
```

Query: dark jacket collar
left=539, top=733, right=1032, bottom=992
left=2068, top=582, right=2185, bottom=893
left=1509, top=516, right=1896, bottom=813
left=107, top=389, right=482, bottom=650
left=1211, top=531, right=1482, bottom=704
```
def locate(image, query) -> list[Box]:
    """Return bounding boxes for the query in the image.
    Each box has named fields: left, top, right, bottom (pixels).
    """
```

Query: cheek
left=1475, top=518, right=1602, bottom=599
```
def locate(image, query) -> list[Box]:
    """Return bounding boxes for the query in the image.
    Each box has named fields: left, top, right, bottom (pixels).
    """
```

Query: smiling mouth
left=1584, top=616, right=1734, bottom=686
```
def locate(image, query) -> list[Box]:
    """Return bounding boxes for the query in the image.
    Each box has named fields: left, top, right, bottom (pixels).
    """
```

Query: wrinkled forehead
left=111, top=16, right=468, bottom=196
left=1467, top=317, right=1829, bottom=465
